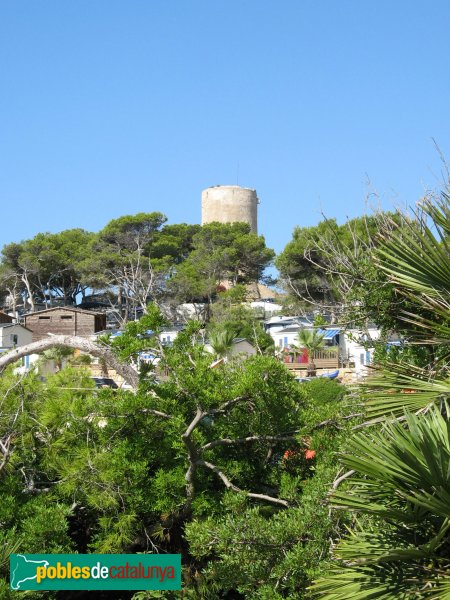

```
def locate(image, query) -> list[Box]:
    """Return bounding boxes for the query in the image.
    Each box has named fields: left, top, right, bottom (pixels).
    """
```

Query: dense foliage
left=2, top=191, right=449, bottom=599
left=0, top=313, right=356, bottom=599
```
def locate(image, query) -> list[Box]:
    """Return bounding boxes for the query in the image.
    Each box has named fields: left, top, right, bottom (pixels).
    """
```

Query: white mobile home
left=0, top=323, right=33, bottom=351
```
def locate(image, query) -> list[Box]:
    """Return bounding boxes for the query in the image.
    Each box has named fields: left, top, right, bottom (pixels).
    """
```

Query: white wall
left=0, top=324, right=32, bottom=350
left=159, top=329, right=181, bottom=345
left=271, top=328, right=301, bottom=350
left=0, top=325, right=34, bottom=373
left=340, top=328, right=381, bottom=374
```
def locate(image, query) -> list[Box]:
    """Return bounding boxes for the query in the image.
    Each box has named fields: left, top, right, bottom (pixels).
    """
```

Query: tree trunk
left=306, top=357, right=316, bottom=377
left=21, top=274, right=35, bottom=312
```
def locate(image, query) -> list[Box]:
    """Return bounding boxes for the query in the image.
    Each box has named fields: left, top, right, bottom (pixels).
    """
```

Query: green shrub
left=300, top=378, right=345, bottom=405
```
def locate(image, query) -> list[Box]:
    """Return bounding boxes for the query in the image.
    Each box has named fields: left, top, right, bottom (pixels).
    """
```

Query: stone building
left=201, top=185, right=259, bottom=233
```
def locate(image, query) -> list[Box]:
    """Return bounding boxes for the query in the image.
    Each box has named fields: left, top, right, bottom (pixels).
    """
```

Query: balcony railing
left=282, top=348, right=339, bottom=369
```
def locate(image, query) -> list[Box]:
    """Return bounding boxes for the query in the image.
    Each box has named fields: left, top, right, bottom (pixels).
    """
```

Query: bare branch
left=332, top=469, right=355, bottom=490
left=0, top=335, right=139, bottom=389
left=196, top=459, right=289, bottom=508
left=0, top=435, right=12, bottom=473
left=208, top=396, right=249, bottom=415
left=140, top=408, right=172, bottom=419
left=183, top=407, right=205, bottom=440
left=245, top=491, right=289, bottom=508
left=202, top=434, right=298, bottom=452
left=311, top=413, right=362, bottom=431
left=181, top=407, right=205, bottom=506
left=251, top=321, right=263, bottom=355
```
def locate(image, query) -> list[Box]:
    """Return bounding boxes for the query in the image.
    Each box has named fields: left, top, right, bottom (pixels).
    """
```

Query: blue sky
left=1, top=1, right=449, bottom=255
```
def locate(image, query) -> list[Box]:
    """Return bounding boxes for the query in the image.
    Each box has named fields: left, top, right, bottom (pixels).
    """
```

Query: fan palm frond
left=314, top=563, right=449, bottom=599
left=315, top=193, right=450, bottom=598
left=399, top=294, right=450, bottom=346
left=333, top=408, right=450, bottom=520
left=423, top=192, right=450, bottom=237
left=429, top=578, right=450, bottom=600
left=359, top=362, right=450, bottom=422
left=376, top=199, right=450, bottom=299
left=208, top=327, right=236, bottom=358
left=314, top=408, right=450, bottom=598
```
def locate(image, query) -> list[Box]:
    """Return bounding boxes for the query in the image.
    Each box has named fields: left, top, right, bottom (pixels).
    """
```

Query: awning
left=317, top=328, right=340, bottom=340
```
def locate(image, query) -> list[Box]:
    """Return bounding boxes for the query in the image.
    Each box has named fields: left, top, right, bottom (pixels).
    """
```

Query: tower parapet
left=201, top=185, right=259, bottom=233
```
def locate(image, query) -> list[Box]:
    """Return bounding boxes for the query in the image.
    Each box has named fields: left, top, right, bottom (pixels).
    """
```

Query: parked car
left=90, top=377, right=119, bottom=389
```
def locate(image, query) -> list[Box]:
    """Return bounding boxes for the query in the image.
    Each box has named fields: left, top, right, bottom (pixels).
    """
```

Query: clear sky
left=1, top=1, right=449, bottom=255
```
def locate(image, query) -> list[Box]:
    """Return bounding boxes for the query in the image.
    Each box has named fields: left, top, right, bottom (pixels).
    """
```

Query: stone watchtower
left=201, top=185, right=259, bottom=233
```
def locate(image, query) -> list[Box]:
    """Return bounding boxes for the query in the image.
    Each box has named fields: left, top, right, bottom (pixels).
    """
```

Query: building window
left=39, top=316, right=50, bottom=320
left=61, top=316, right=73, bottom=320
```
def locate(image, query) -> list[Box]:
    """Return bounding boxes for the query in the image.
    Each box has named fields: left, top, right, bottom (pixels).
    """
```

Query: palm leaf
left=399, top=295, right=450, bottom=345
left=429, top=577, right=450, bottom=600
left=313, top=564, right=434, bottom=599
left=333, top=409, right=450, bottom=521
left=208, top=328, right=236, bottom=358
left=358, top=363, right=450, bottom=422
left=314, top=409, right=450, bottom=599
left=297, top=328, right=325, bottom=352
left=423, top=192, right=450, bottom=237
left=376, top=202, right=450, bottom=298
left=317, top=195, right=450, bottom=599
left=334, top=525, right=449, bottom=564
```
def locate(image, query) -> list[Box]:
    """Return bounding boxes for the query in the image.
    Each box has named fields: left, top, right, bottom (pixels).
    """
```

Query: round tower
left=201, top=185, right=259, bottom=233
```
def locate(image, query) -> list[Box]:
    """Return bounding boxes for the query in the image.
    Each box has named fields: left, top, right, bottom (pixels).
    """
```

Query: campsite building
left=24, top=307, right=107, bottom=342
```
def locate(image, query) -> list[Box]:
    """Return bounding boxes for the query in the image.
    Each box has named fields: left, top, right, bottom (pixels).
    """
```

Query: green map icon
left=10, top=554, right=50, bottom=590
